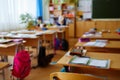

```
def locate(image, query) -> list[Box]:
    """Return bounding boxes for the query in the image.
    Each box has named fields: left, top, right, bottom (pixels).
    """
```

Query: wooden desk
left=3, top=32, right=42, bottom=55
left=0, top=62, right=9, bottom=80
left=0, top=41, right=24, bottom=56
left=41, top=30, right=56, bottom=41
left=47, top=26, right=69, bottom=41
left=4, top=33, right=40, bottom=48
left=0, top=62, right=9, bottom=70
left=41, top=30, right=56, bottom=50
left=57, top=52, right=120, bottom=80
left=23, top=37, right=40, bottom=48
left=0, top=62, right=9, bottom=69
left=82, top=32, right=120, bottom=41
left=36, top=26, right=69, bottom=41
left=75, top=41, right=120, bottom=53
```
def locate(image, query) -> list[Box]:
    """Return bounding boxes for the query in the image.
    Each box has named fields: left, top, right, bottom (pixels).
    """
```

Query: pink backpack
left=12, top=50, right=31, bottom=79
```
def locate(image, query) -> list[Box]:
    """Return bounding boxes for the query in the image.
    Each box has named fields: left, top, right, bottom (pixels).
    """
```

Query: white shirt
left=58, top=15, right=64, bottom=24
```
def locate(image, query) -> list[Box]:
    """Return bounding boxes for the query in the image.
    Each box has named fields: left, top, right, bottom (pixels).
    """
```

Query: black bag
left=38, top=46, right=46, bottom=57
left=37, top=46, right=54, bottom=67
left=61, top=39, right=69, bottom=51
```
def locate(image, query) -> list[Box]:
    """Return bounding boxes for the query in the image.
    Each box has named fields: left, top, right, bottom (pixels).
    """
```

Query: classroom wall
left=74, top=20, right=120, bottom=37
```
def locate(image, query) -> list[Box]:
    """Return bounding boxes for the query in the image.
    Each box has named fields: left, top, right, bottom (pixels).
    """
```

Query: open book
left=88, top=58, right=110, bottom=68
left=70, top=56, right=89, bottom=65
left=70, top=56, right=110, bottom=69
left=84, top=40, right=108, bottom=47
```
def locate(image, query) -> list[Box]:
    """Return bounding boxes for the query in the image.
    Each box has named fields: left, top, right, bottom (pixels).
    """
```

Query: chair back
left=50, top=72, right=103, bottom=80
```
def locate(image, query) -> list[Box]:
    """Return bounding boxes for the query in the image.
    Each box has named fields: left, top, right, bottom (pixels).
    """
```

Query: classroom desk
left=47, top=26, right=69, bottom=40
left=2, top=29, right=56, bottom=49
left=40, top=30, right=56, bottom=40
left=0, top=62, right=9, bottom=80
left=57, top=52, right=120, bottom=80
left=75, top=40, right=120, bottom=53
left=36, top=26, right=69, bottom=41
left=4, top=32, right=40, bottom=47
left=0, top=62, right=9, bottom=69
left=82, top=32, right=120, bottom=41
left=40, top=30, right=56, bottom=50
left=2, top=31, right=42, bottom=55
left=0, top=40, right=24, bottom=56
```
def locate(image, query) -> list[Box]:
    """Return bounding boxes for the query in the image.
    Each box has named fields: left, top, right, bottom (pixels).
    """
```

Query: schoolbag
left=53, top=37, right=61, bottom=50
left=61, top=39, right=69, bottom=51
left=37, top=46, right=54, bottom=67
left=12, top=50, right=31, bottom=79
left=37, top=46, right=46, bottom=67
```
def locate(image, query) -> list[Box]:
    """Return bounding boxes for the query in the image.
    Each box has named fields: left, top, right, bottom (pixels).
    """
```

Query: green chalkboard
left=92, top=0, right=120, bottom=19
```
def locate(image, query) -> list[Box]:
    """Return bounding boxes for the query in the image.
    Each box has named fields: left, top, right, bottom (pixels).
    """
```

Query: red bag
left=12, top=50, right=31, bottom=79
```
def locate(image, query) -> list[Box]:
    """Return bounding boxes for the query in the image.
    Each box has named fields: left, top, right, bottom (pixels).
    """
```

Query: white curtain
left=0, top=0, right=36, bottom=32
left=42, top=0, right=49, bottom=21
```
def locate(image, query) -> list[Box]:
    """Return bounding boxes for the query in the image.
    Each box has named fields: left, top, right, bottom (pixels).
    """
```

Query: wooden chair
left=0, top=62, right=9, bottom=80
left=50, top=72, right=103, bottom=80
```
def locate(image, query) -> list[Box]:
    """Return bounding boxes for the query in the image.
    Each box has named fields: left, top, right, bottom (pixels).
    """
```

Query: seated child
left=41, top=24, right=48, bottom=31
left=37, top=16, right=42, bottom=27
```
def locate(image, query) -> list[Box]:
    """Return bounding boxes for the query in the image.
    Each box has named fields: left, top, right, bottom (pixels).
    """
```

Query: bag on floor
left=37, top=46, right=46, bottom=67
left=12, top=50, right=31, bottom=79
left=38, top=54, right=54, bottom=67
left=61, top=39, right=69, bottom=51
left=37, top=46, right=54, bottom=67
left=53, top=38, right=61, bottom=50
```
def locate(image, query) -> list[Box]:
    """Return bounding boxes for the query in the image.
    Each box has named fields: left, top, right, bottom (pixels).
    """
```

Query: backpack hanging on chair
left=12, top=44, right=31, bottom=79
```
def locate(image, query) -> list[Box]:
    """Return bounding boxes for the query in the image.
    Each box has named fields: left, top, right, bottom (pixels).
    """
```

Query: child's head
left=43, top=24, right=47, bottom=27
left=37, top=16, right=42, bottom=20
left=37, top=16, right=42, bottom=24
left=42, top=24, right=47, bottom=30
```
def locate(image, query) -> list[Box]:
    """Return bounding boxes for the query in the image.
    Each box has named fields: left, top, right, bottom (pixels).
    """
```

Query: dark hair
left=37, top=16, right=42, bottom=20
left=37, top=16, right=43, bottom=25
left=43, top=24, right=47, bottom=27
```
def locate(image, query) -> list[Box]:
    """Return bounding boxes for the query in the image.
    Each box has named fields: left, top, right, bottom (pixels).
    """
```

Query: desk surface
left=0, top=40, right=23, bottom=48
left=82, top=32, right=120, bottom=40
left=57, top=51, right=120, bottom=70
left=75, top=40, right=120, bottom=49
left=0, top=62, right=9, bottom=69
left=75, top=40, right=120, bottom=53
left=0, top=40, right=24, bottom=56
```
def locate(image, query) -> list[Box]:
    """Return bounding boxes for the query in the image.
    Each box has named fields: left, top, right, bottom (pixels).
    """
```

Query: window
left=0, top=0, right=37, bottom=31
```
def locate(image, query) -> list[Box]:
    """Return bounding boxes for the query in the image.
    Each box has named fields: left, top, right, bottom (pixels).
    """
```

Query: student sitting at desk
left=41, top=24, right=48, bottom=31
left=37, top=16, right=42, bottom=27
left=35, top=16, right=44, bottom=29
left=56, top=13, right=66, bottom=26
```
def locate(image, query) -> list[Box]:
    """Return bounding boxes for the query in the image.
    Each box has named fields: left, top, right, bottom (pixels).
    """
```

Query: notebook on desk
left=88, top=58, right=110, bottom=69
left=70, top=56, right=90, bottom=65
left=69, top=56, right=110, bottom=69
left=84, top=40, right=108, bottom=47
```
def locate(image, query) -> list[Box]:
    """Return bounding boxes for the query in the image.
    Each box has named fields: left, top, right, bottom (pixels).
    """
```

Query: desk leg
left=64, top=66, right=69, bottom=72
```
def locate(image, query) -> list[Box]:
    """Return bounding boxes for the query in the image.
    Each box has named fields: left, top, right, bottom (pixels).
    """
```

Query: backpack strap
left=15, top=41, right=25, bottom=54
